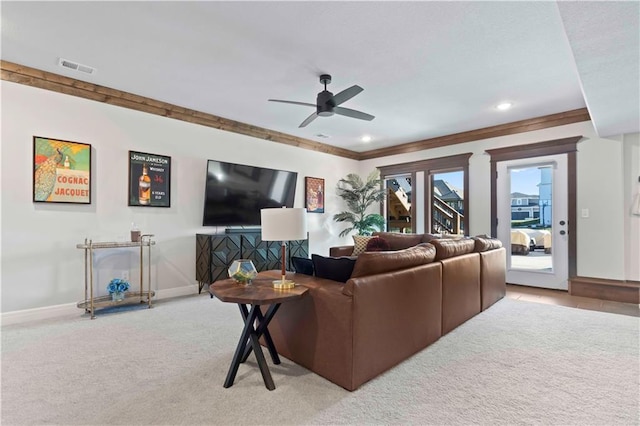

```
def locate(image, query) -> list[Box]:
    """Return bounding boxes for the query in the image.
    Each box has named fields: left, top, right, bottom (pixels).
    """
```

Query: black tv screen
left=203, top=160, right=298, bottom=226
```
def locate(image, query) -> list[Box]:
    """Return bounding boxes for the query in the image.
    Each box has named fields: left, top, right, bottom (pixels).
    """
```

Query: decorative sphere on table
left=228, top=259, right=258, bottom=284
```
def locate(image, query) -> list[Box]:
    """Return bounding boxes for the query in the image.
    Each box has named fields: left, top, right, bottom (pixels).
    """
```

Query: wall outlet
left=121, top=271, right=129, bottom=281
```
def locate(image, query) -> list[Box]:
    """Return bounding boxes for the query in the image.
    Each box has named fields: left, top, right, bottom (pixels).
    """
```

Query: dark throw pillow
left=365, top=236, right=391, bottom=252
left=311, top=254, right=357, bottom=283
left=291, top=256, right=314, bottom=276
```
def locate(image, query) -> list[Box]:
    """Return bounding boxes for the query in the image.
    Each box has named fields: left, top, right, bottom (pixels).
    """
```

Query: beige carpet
left=1, top=294, right=638, bottom=425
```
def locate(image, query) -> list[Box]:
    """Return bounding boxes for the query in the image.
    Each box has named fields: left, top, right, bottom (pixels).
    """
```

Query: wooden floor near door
left=506, top=284, right=639, bottom=317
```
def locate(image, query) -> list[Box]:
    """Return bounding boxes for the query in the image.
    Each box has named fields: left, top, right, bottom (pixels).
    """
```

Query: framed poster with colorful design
left=305, top=177, right=325, bottom=213
left=128, top=151, right=171, bottom=207
left=33, top=136, right=91, bottom=204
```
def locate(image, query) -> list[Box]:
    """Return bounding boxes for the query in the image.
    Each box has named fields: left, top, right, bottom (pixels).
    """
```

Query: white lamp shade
left=260, top=207, right=308, bottom=241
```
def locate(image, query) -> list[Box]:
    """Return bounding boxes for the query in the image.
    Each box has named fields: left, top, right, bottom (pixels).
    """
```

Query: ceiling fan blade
left=334, top=106, right=375, bottom=121
left=331, top=85, right=363, bottom=106
left=299, top=112, right=319, bottom=128
left=268, top=99, right=316, bottom=108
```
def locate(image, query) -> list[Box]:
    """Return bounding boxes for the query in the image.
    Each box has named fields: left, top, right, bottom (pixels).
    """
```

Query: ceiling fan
left=268, top=74, right=375, bottom=128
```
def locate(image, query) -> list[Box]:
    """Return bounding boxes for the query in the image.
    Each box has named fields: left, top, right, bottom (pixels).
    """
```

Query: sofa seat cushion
left=431, top=238, right=476, bottom=260
left=350, top=243, right=436, bottom=279
left=372, top=232, right=424, bottom=250
left=311, top=254, right=357, bottom=283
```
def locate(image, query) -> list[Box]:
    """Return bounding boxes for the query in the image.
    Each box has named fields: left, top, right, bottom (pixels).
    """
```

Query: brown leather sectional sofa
left=261, top=233, right=506, bottom=391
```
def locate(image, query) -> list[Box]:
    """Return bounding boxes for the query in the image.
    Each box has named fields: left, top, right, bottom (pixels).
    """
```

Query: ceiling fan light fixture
left=268, top=74, right=374, bottom=127
left=496, top=102, right=513, bottom=111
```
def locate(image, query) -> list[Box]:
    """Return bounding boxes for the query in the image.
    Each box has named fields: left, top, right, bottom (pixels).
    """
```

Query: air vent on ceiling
left=58, top=58, right=96, bottom=75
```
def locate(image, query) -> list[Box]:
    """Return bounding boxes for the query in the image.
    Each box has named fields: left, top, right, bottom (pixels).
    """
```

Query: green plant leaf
left=334, top=170, right=385, bottom=237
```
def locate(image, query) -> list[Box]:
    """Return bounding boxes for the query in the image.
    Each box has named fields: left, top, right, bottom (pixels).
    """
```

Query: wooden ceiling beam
left=358, top=108, right=590, bottom=160
left=2, top=61, right=591, bottom=162
left=1, top=61, right=360, bottom=160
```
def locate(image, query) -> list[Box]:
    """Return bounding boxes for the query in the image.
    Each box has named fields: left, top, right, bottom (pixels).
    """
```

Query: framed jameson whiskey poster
left=128, top=151, right=171, bottom=207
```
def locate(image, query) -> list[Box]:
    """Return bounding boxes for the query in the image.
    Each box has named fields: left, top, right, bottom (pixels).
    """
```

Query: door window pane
left=509, top=165, right=553, bottom=271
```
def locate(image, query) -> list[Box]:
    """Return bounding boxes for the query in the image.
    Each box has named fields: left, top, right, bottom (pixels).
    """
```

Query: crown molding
left=359, top=108, right=590, bottom=160
left=1, top=61, right=360, bottom=160
left=2, top=61, right=591, bottom=162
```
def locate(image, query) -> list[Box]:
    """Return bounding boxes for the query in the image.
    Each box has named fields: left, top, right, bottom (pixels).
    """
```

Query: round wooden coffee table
left=210, top=278, right=308, bottom=390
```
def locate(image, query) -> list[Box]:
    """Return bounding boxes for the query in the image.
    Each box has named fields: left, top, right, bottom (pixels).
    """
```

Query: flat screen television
left=203, top=160, right=298, bottom=226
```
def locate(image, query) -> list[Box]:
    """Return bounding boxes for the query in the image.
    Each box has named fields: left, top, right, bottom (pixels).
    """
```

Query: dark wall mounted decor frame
left=128, top=150, right=171, bottom=207
left=33, top=135, right=91, bottom=204
left=305, top=177, right=325, bottom=213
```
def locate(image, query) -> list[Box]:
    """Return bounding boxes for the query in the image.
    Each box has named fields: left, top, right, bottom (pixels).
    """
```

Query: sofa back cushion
left=372, top=232, right=424, bottom=250
left=350, top=243, right=436, bottom=278
left=472, top=236, right=503, bottom=252
left=291, top=256, right=314, bottom=276
left=431, top=238, right=476, bottom=260
left=311, top=254, right=357, bottom=283
left=421, top=233, right=442, bottom=243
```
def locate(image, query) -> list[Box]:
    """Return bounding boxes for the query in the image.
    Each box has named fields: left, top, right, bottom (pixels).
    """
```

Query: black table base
left=224, top=303, right=281, bottom=390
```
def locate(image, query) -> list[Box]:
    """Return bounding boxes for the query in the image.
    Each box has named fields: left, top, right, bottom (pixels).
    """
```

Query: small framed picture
left=305, top=177, right=325, bottom=213
left=33, top=136, right=91, bottom=204
left=128, top=151, right=171, bottom=207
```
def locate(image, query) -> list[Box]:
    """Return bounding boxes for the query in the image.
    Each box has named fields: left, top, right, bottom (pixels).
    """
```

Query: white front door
left=496, top=154, right=569, bottom=290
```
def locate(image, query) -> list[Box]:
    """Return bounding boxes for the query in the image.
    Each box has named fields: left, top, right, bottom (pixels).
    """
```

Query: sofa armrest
left=330, top=245, right=354, bottom=257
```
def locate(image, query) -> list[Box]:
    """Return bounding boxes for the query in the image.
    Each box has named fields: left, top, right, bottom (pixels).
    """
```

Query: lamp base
left=272, top=279, right=295, bottom=289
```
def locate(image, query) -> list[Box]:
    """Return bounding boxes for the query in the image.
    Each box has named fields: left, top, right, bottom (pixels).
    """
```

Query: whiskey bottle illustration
left=138, top=163, right=151, bottom=205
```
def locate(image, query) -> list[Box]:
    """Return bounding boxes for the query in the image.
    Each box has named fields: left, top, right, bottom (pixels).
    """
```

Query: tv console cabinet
left=195, top=229, right=309, bottom=293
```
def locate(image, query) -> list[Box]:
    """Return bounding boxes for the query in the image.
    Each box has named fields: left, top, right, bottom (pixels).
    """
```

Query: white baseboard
left=154, top=284, right=199, bottom=300
left=1, top=302, right=79, bottom=326
left=1, top=284, right=200, bottom=326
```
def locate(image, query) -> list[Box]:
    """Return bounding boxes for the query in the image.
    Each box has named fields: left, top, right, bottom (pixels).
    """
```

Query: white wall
left=623, top=133, right=640, bottom=281
left=1, top=82, right=359, bottom=313
left=2, top=81, right=636, bottom=315
left=360, top=121, right=632, bottom=281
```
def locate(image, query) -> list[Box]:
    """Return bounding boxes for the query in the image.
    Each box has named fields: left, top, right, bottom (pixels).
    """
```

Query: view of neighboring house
left=386, top=178, right=466, bottom=234
left=510, top=166, right=553, bottom=227
left=511, top=192, right=540, bottom=220
left=538, top=167, right=552, bottom=226
left=433, top=179, right=464, bottom=214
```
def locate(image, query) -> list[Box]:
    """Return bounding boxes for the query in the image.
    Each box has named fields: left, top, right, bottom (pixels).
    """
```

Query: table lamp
left=260, top=207, right=308, bottom=289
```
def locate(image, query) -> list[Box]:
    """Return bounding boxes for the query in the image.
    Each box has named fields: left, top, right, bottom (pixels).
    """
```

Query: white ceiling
left=2, top=1, right=638, bottom=153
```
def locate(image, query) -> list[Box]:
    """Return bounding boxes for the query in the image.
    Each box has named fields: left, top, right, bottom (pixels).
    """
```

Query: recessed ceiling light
left=496, top=102, right=513, bottom=111
left=361, top=135, right=372, bottom=143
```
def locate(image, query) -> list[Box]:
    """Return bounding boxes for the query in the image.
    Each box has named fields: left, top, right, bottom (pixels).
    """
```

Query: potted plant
left=333, top=170, right=386, bottom=237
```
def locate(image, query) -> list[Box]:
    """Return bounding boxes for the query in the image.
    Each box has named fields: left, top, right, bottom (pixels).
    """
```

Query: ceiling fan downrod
left=317, top=74, right=334, bottom=116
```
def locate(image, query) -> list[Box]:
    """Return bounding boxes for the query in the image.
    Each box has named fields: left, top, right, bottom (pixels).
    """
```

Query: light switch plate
left=581, top=208, right=589, bottom=218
